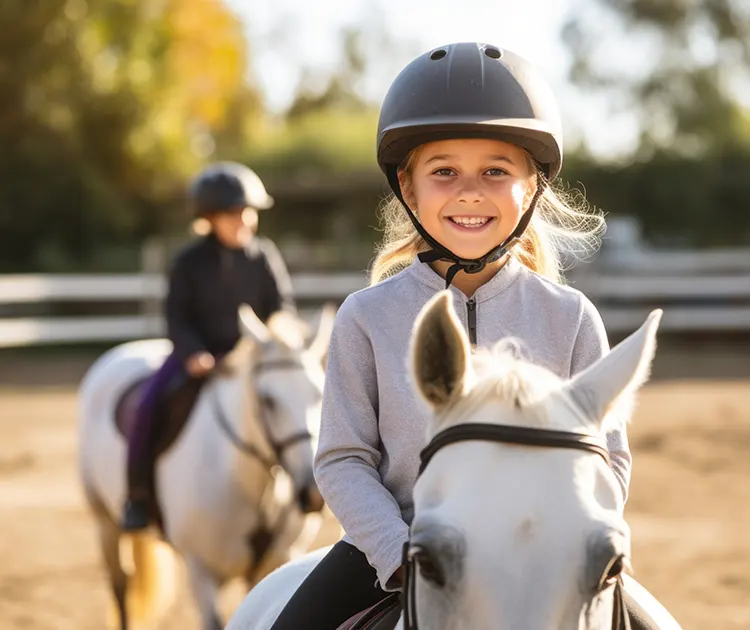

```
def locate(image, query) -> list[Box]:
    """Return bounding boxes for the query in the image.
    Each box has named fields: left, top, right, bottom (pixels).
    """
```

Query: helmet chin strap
left=386, top=168, right=545, bottom=288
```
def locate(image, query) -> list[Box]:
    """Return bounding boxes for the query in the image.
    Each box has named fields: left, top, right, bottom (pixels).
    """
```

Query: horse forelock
left=266, top=311, right=309, bottom=352
left=224, top=313, right=309, bottom=374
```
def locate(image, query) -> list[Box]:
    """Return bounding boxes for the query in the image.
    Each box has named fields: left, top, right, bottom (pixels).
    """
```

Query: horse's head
left=224, top=303, right=336, bottom=514
left=406, top=291, right=661, bottom=629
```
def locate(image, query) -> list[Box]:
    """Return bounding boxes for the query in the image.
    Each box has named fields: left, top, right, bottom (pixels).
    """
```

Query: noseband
left=212, top=357, right=314, bottom=469
left=402, top=423, right=630, bottom=630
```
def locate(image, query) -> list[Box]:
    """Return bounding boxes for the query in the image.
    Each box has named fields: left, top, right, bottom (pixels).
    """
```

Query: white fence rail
left=1, top=271, right=750, bottom=347
left=0, top=272, right=366, bottom=303
left=0, top=273, right=367, bottom=348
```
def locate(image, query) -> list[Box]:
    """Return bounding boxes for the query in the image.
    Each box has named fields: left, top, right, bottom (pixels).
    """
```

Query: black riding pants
left=269, top=541, right=661, bottom=630
left=269, top=541, right=386, bottom=630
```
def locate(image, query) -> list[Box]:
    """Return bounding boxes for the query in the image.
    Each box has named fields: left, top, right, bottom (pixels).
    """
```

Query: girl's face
left=403, top=138, right=536, bottom=260
left=210, top=208, right=258, bottom=248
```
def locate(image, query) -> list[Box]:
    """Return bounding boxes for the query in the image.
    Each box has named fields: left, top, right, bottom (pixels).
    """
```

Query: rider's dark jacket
left=166, top=233, right=295, bottom=362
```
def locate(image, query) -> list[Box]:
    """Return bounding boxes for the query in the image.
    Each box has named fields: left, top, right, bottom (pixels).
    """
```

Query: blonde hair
left=370, top=150, right=605, bottom=285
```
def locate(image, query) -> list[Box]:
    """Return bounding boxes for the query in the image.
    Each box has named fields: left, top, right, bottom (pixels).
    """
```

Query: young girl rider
left=121, top=161, right=295, bottom=531
left=271, top=42, right=649, bottom=629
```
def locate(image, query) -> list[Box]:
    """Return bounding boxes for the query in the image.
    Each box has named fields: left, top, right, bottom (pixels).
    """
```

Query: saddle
left=114, top=374, right=205, bottom=458
left=337, top=593, right=401, bottom=630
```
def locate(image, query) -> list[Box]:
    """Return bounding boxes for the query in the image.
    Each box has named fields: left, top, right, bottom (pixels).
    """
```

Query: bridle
left=211, top=355, right=318, bottom=577
left=402, top=423, right=631, bottom=630
left=211, top=357, right=314, bottom=469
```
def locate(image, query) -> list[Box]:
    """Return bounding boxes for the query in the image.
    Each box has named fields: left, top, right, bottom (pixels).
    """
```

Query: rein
left=211, top=355, right=316, bottom=579
left=211, top=357, right=313, bottom=468
left=402, top=422, right=630, bottom=630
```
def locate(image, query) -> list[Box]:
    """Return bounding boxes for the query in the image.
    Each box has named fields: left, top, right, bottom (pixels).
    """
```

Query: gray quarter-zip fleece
left=314, top=257, right=631, bottom=589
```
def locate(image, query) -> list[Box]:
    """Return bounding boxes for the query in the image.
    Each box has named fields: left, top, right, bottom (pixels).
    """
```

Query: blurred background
left=0, top=1, right=749, bottom=629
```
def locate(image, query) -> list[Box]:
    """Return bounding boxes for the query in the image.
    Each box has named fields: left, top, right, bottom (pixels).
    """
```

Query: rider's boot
left=121, top=494, right=151, bottom=531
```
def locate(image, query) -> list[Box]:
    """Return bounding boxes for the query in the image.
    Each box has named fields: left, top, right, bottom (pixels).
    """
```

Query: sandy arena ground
left=0, top=354, right=748, bottom=629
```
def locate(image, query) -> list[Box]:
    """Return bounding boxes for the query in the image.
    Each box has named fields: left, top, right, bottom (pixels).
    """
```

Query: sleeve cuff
left=376, top=534, right=410, bottom=592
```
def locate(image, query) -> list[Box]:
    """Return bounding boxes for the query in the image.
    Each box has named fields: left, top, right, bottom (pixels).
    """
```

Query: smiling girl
left=268, top=42, right=645, bottom=630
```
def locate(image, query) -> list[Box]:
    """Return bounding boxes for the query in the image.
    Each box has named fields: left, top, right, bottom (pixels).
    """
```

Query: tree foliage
left=563, top=147, right=750, bottom=247
left=563, top=0, right=750, bottom=155
left=0, top=0, right=257, bottom=271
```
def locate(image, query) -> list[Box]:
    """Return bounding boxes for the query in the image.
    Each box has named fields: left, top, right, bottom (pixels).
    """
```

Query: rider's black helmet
left=188, top=162, right=273, bottom=217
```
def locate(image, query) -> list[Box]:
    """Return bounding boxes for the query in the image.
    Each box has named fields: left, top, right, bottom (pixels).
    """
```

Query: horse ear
left=410, top=291, right=471, bottom=409
left=308, top=302, right=337, bottom=369
left=238, top=304, right=271, bottom=345
left=565, top=309, right=662, bottom=429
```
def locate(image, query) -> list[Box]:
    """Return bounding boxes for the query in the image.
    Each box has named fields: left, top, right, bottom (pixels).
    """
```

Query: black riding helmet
left=376, top=42, right=563, bottom=287
left=189, top=161, right=274, bottom=217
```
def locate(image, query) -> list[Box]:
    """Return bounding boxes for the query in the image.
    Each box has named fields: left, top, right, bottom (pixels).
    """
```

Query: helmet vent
left=429, top=49, right=447, bottom=60
left=484, top=46, right=502, bottom=59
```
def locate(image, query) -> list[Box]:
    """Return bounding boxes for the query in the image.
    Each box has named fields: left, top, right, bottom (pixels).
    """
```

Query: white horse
left=78, top=304, right=336, bottom=630
left=226, top=293, right=682, bottom=630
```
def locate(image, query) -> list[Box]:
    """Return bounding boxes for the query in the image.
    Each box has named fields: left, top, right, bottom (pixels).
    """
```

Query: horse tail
left=119, top=532, right=178, bottom=627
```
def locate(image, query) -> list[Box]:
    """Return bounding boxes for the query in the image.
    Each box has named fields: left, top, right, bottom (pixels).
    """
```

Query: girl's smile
left=445, top=214, right=496, bottom=232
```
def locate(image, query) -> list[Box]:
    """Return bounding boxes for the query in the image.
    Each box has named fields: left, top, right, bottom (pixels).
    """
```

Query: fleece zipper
left=466, top=298, right=477, bottom=345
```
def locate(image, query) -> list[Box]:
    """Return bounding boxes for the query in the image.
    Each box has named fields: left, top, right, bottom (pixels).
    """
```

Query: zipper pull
left=466, top=298, right=477, bottom=345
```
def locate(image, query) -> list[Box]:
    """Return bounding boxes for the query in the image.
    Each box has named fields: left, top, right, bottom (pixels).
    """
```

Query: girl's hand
left=186, top=352, right=215, bottom=377
left=388, top=567, right=404, bottom=588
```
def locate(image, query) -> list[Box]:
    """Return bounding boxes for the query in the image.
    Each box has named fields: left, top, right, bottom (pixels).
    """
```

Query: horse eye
left=411, top=546, right=446, bottom=588
left=597, top=554, right=629, bottom=592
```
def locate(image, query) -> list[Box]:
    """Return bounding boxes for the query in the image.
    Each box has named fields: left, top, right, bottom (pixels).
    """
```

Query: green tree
left=563, top=0, right=750, bottom=156
left=0, top=0, right=258, bottom=271
left=285, top=27, right=371, bottom=121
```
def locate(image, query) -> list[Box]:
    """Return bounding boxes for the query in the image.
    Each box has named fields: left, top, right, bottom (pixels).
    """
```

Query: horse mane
left=437, top=340, right=586, bottom=433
